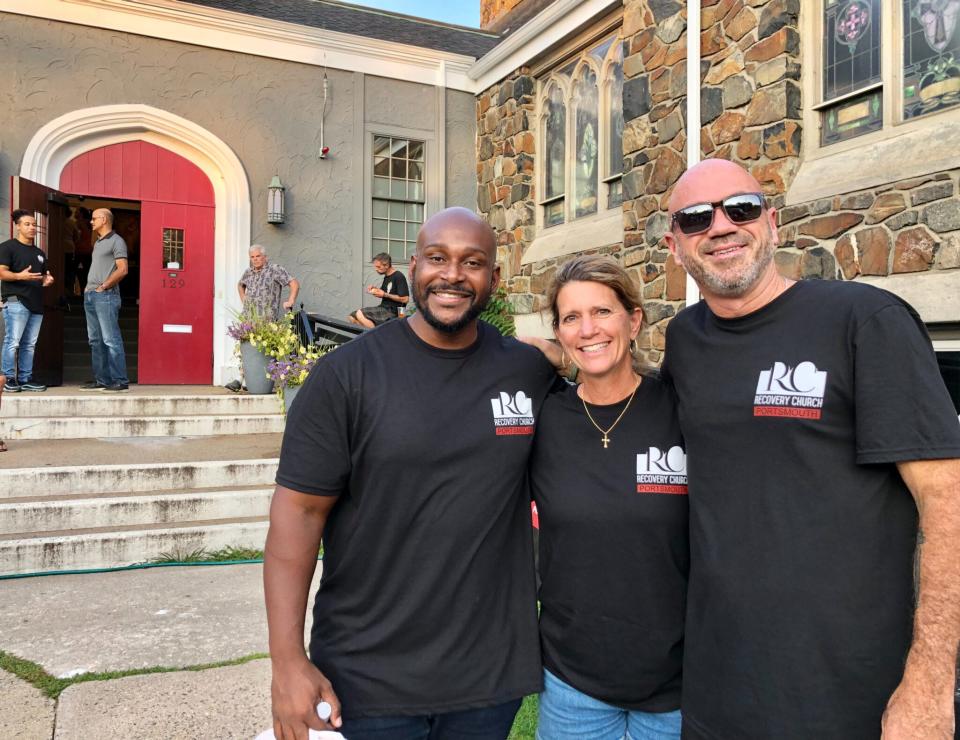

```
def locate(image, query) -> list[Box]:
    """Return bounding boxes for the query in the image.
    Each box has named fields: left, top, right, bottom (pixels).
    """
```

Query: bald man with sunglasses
left=660, top=159, right=960, bottom=740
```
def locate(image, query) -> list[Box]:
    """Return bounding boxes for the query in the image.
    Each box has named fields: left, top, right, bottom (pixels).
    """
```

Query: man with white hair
left=239, top=245, right=299, bottom=321
left=225, top=245, right=299, bottom=392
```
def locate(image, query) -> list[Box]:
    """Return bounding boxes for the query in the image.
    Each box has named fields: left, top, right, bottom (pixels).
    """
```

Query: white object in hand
left=254, top=702, right=344, bottom=740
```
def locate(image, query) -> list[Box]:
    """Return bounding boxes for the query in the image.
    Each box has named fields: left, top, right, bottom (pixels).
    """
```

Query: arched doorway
left=19, top=104, right=251, bottom=384
left=59, top=141, right=215, bottom=384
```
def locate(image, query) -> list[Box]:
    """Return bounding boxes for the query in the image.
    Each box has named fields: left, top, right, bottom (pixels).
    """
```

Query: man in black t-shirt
left=266, top=208, right=554, bottom=739
left=348, top=252, right=409, bottom=328
left=0, top=210, right=55, bottom=392
left=660, top=159, right=960, bottom=739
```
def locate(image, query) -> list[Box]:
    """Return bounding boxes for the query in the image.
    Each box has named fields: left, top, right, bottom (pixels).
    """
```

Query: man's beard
left=678, top=230, right=776, bottom=298
left=412, top=269, right=491, bottom=334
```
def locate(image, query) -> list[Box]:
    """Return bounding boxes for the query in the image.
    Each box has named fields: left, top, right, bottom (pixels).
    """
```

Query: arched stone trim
left=21, top=104, right=251, bottom=384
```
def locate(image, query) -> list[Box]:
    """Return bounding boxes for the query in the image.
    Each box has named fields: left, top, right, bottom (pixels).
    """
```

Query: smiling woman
left=528, top=255, right=688, bottom=739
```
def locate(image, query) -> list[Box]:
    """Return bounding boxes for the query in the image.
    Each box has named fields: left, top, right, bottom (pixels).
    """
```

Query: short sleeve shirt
left=85, top=231, right=128, bottom=291
left=240, top=262, right=293, bottom=320
left=378, top=271, right=409, bottom=315
left=0, top=239, right=48, bottom=313
left=661, top=280, right=960, bottom=740
left=531, top=378, right=688, bottom=711
left=276, top=319, right=557, bottom=718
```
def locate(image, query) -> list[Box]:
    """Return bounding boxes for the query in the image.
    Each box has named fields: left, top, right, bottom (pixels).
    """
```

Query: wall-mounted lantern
left=267, top=175, right=285, bottom=224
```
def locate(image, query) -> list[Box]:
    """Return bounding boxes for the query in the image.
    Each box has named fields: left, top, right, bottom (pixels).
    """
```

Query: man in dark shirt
left=265, top=208, right=554, bottom=739
left=348, top=252, right=409, bottom=328
left=660, top=159, right=960, bottom=739
left=0, top=210, right=55, bottom=392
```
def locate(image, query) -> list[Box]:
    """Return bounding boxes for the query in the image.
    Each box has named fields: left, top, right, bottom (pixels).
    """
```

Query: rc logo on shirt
left=490, top=391, right=535, bottom=436
left=636, top=446, right=688, bottom=495
left=754, top=361, right=827, bottom=419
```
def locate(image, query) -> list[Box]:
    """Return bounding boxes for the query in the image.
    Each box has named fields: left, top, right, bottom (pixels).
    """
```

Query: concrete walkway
left=0, top=562, right=321, bottom=739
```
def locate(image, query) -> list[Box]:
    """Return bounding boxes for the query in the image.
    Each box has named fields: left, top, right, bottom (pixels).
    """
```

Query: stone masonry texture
left=478, top=0, right=959, bottom=366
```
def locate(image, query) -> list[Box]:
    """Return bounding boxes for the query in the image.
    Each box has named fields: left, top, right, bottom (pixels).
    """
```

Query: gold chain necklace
left=580, top=379, right=641, bottom=449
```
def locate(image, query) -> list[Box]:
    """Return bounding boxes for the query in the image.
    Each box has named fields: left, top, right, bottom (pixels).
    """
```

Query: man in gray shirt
left=81, top=208, right=129, bottom=392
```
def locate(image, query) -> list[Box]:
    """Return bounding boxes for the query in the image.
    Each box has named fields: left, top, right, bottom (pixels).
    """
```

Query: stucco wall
left=0, top=13, right=476, bottom=319
left=446, top=89, right=479, bottom=211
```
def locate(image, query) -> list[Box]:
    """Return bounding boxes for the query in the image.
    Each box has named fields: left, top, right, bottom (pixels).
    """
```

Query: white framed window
left=536, top=32, right=624, bottom=230
left=371, top=135, right=426, bottom=263
left=805, top=0, right=960, bottom=154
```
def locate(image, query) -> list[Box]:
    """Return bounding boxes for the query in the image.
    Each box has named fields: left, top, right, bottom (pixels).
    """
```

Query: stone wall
left=619, top=0, right=803, bottom=363
left=775, top=172, right=960, bottom=281
left=475, top=69, right=537, bottom=310
left=481, top=0, right=526, bottom=29
left=483, top=0, right=959, bottom=350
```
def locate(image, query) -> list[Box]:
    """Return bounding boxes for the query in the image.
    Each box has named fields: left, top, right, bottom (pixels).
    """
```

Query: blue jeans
left=2, top=301, right=44, bottom=382
left=537, top=670, right=681, bottom=740
left=84, top=289, right=127, bottom=385
left=339, top=698, right=522, bottom=740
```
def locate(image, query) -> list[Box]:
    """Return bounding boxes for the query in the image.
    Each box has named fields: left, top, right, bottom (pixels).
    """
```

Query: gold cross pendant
left=602, top=435, right=610, bottom=449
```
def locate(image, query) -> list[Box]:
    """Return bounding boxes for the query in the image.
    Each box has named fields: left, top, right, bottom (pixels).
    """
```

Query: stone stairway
left=0, top=388, right=282, bottom=575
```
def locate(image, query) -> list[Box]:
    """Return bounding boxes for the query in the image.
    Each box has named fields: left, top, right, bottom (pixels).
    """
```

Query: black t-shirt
left=0, top=238, right=48, bottom=313
left=379, top=271, right=409, bottom=315
left=530, top=377, right=688, bottom=712
left=276, top=319, right=556, bottom=718
left=661, top=280, right=960, bottom=740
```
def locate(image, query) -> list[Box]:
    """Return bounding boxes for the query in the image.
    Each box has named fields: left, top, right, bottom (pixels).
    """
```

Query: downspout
left=684, top=0, right=701, bottom=306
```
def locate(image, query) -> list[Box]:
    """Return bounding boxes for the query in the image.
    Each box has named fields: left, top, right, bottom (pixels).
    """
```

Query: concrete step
left=1, top=413, right=283, bottom=439
left=0, top=517, right=269, bottom=575
left=3, top=392, right=279, bottom=418
left=0, top=457, right=279, bottom=498
left=0, top=486, right=273, bottom=535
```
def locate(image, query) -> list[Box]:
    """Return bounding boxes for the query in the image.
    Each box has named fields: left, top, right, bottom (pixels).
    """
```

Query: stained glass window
left=372, top=135, right=425, bottom=261
left=823, top=0, right=882, bottom=100
left=543, top=84, right=566, bottom=228
left=607, top=40, right=625, bottom=208
left=539, top=32, right=623, bottom=227
left=903, top=0, right=960, bottom=119
left=574, top=65, right=599, bottom=219
left=821, top=0, right=883, bottom=143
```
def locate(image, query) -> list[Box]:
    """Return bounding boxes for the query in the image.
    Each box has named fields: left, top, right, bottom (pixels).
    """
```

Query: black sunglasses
left=670, top=193, right=766, bottom=235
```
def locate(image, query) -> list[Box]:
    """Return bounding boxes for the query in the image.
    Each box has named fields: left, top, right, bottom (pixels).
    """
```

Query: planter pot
left=283, top=384, right=302, bottom=415
left=240, top=341, right=274, bottom=395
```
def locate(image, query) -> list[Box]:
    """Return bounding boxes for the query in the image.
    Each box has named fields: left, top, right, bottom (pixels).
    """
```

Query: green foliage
left=479, top=285, right=517, bottom=337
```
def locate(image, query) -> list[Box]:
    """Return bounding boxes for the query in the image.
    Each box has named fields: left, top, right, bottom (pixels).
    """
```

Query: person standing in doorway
left=81, top=208, right=129, bottom=392
left=0, top=209, right=55, bottom=392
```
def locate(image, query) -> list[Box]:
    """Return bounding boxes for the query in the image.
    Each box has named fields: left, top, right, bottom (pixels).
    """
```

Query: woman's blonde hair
left=547, top=254, right=650, bottom=373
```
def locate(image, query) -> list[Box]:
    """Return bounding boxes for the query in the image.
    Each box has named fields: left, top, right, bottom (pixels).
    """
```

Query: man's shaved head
left=409, top=207, right=500, bottom=343
left=416, top=207, right=496, bottom=258
left=668, top=158, right=766, bottom=214
left=663, top=158, right=780, bottom=306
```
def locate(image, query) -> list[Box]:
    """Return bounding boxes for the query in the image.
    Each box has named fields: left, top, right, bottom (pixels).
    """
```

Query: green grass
left=150, top=545, right=265, bottom=563
left=2, top=647, right=540, bottom=733
left=0, top=649, right=268, bottom=699
left=509, top=694, right=539, bottom=739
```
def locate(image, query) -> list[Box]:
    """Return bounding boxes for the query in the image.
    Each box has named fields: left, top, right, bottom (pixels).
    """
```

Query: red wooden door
left=60, top=141, right=216, bottom=384
left=138, top=202, right=214, bottom=384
